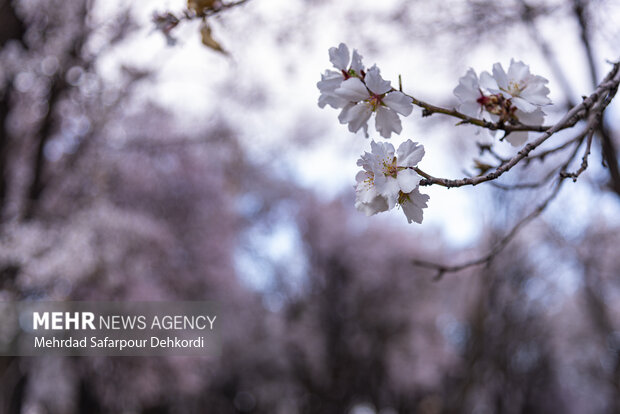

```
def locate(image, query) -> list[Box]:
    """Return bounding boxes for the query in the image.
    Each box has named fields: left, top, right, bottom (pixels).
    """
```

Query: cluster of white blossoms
left=317, top=44, right=414, bottom=138
left=317, top=43, right=427, bottom=224
left=453, top=59, right=551, bottom=146
left=356, top=140, right=429, bottom=224
left=318, top=45, right=552, bottom=224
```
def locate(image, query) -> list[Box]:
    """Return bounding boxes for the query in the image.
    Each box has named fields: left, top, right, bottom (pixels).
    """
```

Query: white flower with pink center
left=454, top=61, right=552, bottom=147
left=335, top=65, right=413, bottom=138
left=355, top=140, right=429, bottom=223
left=480, top=59, right=551, bottom=113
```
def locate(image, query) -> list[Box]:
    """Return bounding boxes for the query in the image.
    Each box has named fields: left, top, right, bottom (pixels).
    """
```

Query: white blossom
left=355, top=140, right=429, bottom=223
left=317, top=43, right=364, bottom=109
left=480, top=59, right=551, bottom=113
left=453, top=68, right=496, bottom=121
left=400, top=188, right=430, bottom=224
left=454, top=61, right=551, bottom=147
left=504, top=107, right=545, bottom=146
left=335, top=65, right=413, bottom=138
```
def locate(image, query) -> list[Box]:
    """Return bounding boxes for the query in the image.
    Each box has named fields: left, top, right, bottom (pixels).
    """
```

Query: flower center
left=398, top=191, right=410, bottom=205
left=367, top=94, right=383, bottom=111
left=506, top=80, right=524, bottom=95
left=478, top=93, right=514, bottom=119
left=381, top=157, right=398, bottom=177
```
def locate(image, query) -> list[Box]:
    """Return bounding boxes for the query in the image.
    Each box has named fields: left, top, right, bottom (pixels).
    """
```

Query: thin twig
left=156, top=0, right=251, bottom=27
left=412, top=180, right=564, bottom=280
left=409, top=69, right=618, bottom=278
left=404, top=92, right=553, bottom=132
left=412, top=136, right=585, bottom=279
left=525, top=133, right=584, bottom=164
left=489, top=162, right=568, bottom=191
left=561, top=127, right=595, bottom=181
left=203, top=0, right=251, bottom=17
left=477, top=143, right=509, bottom=165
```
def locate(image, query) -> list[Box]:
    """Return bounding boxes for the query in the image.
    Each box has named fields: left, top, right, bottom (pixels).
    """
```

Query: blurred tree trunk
left=0, top=0, right=25, bottom=216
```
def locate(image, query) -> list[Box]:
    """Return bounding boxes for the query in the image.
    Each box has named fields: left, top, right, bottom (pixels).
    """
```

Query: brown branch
left=489, top=161, right=570, bottom=191
left=571, top=0, right=620, bottom=197
left=412, top=134, right=586, bottom=279
left=413, top=178, right=565, bottom=280
left=525, top=133, right=584, bottom=164
left=489, top=135, right=586, bottom=191
left=404, top=92, right=553, bottom=132
left=412, top=74, right=620, bottom=280
left=203, top=0, right=251, bottom=16
left=162, top=0, right=251, bottom=22
left=413, top=62, right=620, bottom=189
left=560, top=128, right=594, bottom=181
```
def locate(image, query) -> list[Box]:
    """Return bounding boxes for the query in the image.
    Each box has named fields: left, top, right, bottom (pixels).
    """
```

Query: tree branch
left=412, top=178, right=566, bottom=280
left=571, top=0, right=620, bottom=197
left=403, top=92, right=554, bottom=132
left=412, top=134, right=586, bottom=279
left=413, top=62, right=620, bottom=188
left=410, top=64, right=620, bottom=278
left=560, top=127, right=594, bottom=181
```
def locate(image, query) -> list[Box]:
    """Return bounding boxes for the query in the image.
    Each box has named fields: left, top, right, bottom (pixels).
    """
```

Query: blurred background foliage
left=0, top=0, right=619, bottom=413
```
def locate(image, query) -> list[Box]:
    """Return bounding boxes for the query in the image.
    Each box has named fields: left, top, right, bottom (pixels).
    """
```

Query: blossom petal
left=383, top=91, right=413, bottom=116
left=374, top=176, right=400, bottom=209
left=365, top=65, right=391, bottom=95
left=396, top=168, right=421, bottom=193
left=511, top=96, right=537, bottom=113
left=316, top=70, right=347, bottom=108
left=396, top=140, right=424, bottom=167
left=503, top=109, right=544, bottom=147
left=370, top=140, right=395, bottom=161
left=318, top=93, right=348, bottom=109
left=318, top=94, right=348, bottom=109
left=360, top=122, right=369, bottom=138
left=459, top=102, right=482, bottom=118
left=351, top=49, right=364, bottom=73
left=454, top=68, right=480, bottom=100
left=317, top=70, right=342, bottom=87
left=504, top=131, right=528, bottom=147
left=375, top=106, right=401, bottom=138
left=521, top=82, right=551, bottom=105
left=357, top=151, right=375, bottom=171
left=329, top=43, right=349, bottom=70
left=335, top=78, right=369, bottom=102
left=355, top=171, right=378, bottom=204
left=516, top=108, right=545, bottom=126
left=317, top=71, right=348, bottom=108
left=507, top=59, right=530, bottom=83
left=400, top=188, right=429, bottom=224
left=491, top=62, right=509, bottom=91
left=355, top=195, right=389, bottom=216
left=340, top=103, right=372, bottom=134
left=479, top=71, right=499, bottom=93
left=338, top=103, right=354, bottom=123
